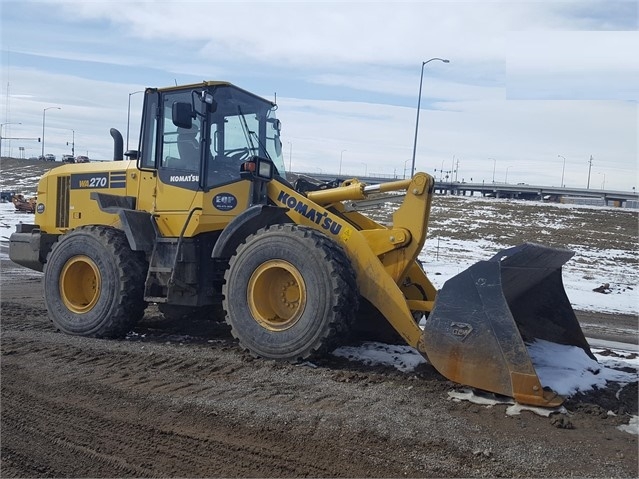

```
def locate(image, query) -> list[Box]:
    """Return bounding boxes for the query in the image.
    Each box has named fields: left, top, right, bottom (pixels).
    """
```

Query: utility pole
left=587, top=155, right=593, bottom=189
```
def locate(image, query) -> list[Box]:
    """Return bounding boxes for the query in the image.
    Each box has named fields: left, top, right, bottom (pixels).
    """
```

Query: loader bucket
left=419, top=243, right=594, bottom=407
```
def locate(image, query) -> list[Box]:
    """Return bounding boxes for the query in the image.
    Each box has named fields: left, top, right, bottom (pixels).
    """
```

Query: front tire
left=43, top=226, right=148, bottom=338
left=223, top=224, right=358, bottom=360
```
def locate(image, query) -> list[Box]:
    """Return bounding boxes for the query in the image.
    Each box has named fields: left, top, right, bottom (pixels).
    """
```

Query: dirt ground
left=1, top=257, right=637, bottom=478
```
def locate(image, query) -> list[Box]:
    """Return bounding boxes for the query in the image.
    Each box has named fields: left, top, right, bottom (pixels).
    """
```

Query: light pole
left=490, top=158, right=496, bottom=183
left=42, top=107, right=61, bottom=159
left=505, top=166, right=512, bottom=184
left=558, top=154, right=566, bottom=187
left=403, top=159, right=410, bottom=179
left=67, top=129, right=75, bottom=157
left=410, top=57, right=449, bottom=178
left=127, top=90, right=144, bottom=150
left=597, top=172, right=606, bottom=190
left=339, top=149, right=346, bottom=176
left=0, top=122, right=22, bottom=157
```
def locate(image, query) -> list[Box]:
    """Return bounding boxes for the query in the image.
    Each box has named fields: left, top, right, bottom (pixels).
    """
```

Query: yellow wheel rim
left=247, top=260, right=306, bottom=331
left=59, top=255, right=101, bottom=314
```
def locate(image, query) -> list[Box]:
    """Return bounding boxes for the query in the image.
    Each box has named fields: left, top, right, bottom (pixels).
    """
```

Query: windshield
left=206, top=86, right=286, bottom=186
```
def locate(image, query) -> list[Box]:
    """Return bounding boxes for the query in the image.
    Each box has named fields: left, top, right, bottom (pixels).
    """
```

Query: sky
left=1, top=0, right=638, bottom=191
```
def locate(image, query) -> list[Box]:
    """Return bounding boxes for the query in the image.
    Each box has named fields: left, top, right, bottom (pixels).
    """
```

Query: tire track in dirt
left=1, top=323, right=443, bottom=477
left=1, top=345, right=436, bottom=478
left=2, top=262, right=637, bottom=477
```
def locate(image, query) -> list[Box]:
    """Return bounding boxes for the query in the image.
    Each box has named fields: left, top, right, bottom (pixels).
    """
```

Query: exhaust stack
left=110, top=128, right=124, bottom=161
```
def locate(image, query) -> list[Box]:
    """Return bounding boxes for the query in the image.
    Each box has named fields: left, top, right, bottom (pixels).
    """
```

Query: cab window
left=161, top=91, right=201, bottom=173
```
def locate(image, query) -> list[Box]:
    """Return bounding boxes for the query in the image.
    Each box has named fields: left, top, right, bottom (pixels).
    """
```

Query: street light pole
left=490, top=158, right=496, bottom=183
left=127, top=90, right=144, bottom=150
left=67, top=129, right=75, bottom=157
left=505, top=166, right=511, bottom=184
left=42, top=107, right=61, bottom=159
left=0, top=122, right=22, bottom=157
left=410, top=57, right=449, bottom=178
left=339, top=149, right=346, bottom=176
left=558, top=154, right=566, bottom=187
left=597, top=172, right=606, bottom=190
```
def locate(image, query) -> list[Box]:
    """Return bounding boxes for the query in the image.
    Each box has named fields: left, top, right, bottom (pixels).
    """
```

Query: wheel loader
left=9, top=81, right=594, bottom=407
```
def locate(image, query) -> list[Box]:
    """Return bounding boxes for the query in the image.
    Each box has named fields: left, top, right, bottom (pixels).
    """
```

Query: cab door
left=136, top=88, right=203, bottom=236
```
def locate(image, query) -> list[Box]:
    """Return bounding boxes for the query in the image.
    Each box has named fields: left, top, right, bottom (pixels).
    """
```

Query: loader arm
left=267, top=173, right=437, bottom=346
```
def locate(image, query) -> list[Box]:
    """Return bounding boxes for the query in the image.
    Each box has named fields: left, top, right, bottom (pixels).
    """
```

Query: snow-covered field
left=368, top=195, right=638, bottom=316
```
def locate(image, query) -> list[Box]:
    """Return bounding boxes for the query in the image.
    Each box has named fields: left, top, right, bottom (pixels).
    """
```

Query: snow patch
left=617, top=415, right=639, bottom=435
left=332, top=341, right=426, bottom=372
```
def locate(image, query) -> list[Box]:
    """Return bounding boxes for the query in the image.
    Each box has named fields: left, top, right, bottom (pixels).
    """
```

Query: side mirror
left=172, top=102, right=194, bottom=129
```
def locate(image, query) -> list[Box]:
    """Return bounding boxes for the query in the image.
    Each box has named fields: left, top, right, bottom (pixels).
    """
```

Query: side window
left=160, top=91, right=201, bottom=172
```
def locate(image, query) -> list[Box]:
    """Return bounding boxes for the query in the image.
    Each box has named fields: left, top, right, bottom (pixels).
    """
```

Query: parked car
left=62, top=155, right=75, bottom=163
left=44, top=154, right=56, bottom=162
left=75, top=155, right=90, bottom=163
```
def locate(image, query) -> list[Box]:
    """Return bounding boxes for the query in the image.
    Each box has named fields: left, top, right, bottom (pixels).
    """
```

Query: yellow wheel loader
left=9, top=81, right=594, bottom=407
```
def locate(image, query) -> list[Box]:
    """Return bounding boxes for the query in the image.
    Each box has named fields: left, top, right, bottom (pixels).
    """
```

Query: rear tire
left=43, top=226, right=148, bottom=338
left=223, top=224, right=358, bottom=360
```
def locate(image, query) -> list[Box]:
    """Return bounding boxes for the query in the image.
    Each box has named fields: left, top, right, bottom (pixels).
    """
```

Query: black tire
left=222, top=224, right=358, bottom=360
left=43, top=226, right=148, bottom=338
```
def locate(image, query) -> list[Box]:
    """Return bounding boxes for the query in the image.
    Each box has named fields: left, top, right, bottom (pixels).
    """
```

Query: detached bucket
left=419, top=243, right=593, bottom=407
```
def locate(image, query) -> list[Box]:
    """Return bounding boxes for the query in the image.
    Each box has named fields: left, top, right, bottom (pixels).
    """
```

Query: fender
left=211, top=204, right=290, bottom=259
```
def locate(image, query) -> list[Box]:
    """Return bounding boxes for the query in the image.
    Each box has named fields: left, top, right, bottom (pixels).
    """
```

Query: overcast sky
left=1, top=0, right=637, bottom=191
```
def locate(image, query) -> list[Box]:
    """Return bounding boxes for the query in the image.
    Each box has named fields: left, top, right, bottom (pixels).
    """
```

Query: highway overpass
left=289, top=171, right=638, bottom=208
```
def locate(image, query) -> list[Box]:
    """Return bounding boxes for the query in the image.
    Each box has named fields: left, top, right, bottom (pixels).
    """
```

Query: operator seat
left=176, top=128, right=200, bottom=171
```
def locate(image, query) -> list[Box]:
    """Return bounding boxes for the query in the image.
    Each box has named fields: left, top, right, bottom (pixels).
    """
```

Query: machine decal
left=213, top=193, right=237, bottom=211
left=70, top=172, right=109, bottom=189
left=69, top=171, right=127, bottom=190
left=276, top=190, right=342, bottom=235
left=109, top=171, right=127, bottom=188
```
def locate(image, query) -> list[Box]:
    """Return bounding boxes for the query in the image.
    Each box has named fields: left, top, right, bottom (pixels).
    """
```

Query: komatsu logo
left=169, top=174, right=199, bottom=182
left=276, top=190, right=342, bottom=235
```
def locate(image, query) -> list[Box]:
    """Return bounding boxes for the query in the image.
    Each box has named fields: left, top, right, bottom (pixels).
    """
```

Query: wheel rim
left=59, top=255, right=101, bottom=314
left=247, top=260, right=307, bottom=331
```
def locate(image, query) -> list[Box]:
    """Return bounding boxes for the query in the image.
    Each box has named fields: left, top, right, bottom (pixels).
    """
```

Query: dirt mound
left=0, top=156, right=61, bottom=196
